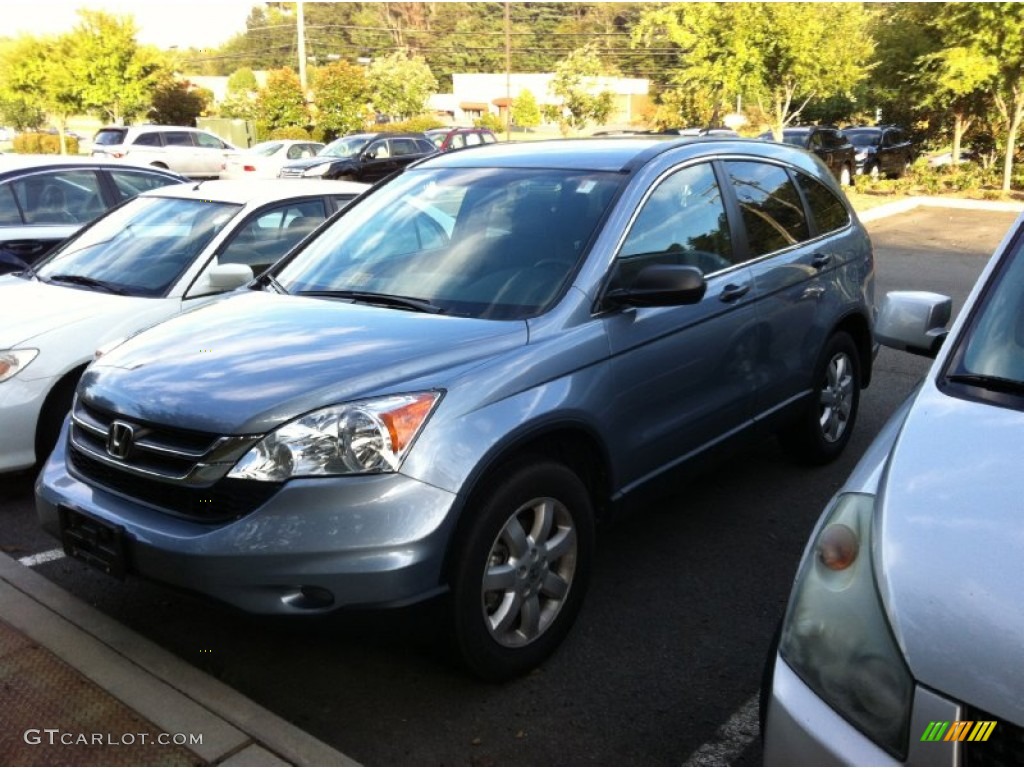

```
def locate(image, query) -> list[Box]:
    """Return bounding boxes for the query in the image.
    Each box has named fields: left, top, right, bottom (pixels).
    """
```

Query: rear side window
left=93, top=128, right=128, bottom=146
left=195, top=132, right=226, bottom=149
left=796, top=172, right=850, bottom=235
left=109, top=169, right=180, bottom=200
left=391, top=139, right=418, bottom=156
left=133, top=132, right=163, bottom=147
left=164, top=132, right=195, bottom=147
left=0, top=184, right=22, bottom=225
left=725, top=161, right=809, bottom=257
left=11, top=170, right=105, bottom=225
left=482, top=132, right=497, bottom=144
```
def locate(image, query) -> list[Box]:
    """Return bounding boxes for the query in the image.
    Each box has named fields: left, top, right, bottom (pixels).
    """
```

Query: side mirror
left=604, top=264, right=707, bottom=309
left=208, top=262, right=254, bottom=291
left=875, top=290, right=952, bottom=358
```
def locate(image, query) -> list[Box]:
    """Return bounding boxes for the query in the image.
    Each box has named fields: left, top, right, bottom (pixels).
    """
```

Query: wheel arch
left=833, top=310, right=873, bottom=388
left=34, top=363, right=87, bottom=461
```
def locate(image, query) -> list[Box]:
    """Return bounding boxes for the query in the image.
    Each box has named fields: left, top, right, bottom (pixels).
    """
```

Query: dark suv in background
left=843, top=125, right=915, bottom=179
left=761, top=126, right=856, bottom=187
left=278, top=132, right=436, bottom=183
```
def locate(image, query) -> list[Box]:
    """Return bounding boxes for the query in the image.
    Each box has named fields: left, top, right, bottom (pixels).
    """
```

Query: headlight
left=302, top=163, right=332, bottom=177
left=778, top=492, right=913, bottom=759
left=0, top=349, right=39, bottom=382
left=855, top=151, right=868, bottom=162
left=228, top=391, right=442, bottom=482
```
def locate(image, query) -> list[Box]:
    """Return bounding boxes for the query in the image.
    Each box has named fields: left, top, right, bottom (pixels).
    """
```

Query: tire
left=839, top=165, right=852, bottom=187
left=451, top=459, right=594, bottom=681
left=35, top=374, right=80, bottom=469
left=779, top=331, right=860, bottom=465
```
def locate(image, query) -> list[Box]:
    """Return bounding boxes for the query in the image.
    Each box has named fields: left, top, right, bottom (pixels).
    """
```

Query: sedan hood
left=876, top=379, right=1024, bottom=725
left=0, top=276, right=153, bottom=348
left=82, top=291, right=527, bottom=434
left=280, top=157, right=339, bottom=173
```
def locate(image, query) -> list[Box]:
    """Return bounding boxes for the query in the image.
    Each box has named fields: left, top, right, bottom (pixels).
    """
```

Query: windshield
left=948, top=230, right=1024, bottom=387
left=846, top=132, right=880, bottom=148
left=320, top=136, right=371, bottom=159
left=93, top=128, right=128, bottom=146
left=275, top=167, right=623, bottom=320
left=35, top=195, right=240, bottom=296
left=250, top=142, right=282, bottom=157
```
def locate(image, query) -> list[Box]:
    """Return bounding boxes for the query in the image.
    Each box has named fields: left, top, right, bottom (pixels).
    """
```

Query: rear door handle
left=719, top=282, right=750, bottom=302
left=811, top=253, right=832, bottom=270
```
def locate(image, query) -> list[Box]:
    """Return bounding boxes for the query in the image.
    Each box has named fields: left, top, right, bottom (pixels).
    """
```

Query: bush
left=374, top=115, right=446, bottom=134
left=268, top=126, right=312, bottom=140
left=12, top=132, right=79, bottom=155
left=473, top=113, right=504, bottom=133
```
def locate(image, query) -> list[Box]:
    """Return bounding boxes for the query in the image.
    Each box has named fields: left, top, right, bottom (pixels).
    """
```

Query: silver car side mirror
left=875, top=290, right=952, bottom=358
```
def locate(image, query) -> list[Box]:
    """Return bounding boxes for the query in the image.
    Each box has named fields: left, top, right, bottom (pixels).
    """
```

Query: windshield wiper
left=947, top=372, right=1024, bottom=395
left=45, top=274, right=129, bottom=295
left=297, top=289, right=446, bottom=314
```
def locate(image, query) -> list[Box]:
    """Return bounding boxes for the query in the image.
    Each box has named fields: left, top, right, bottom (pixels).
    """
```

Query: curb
left=0, top=551, right=359, bottom=767
left=856, top=195, right=1024, bottom=223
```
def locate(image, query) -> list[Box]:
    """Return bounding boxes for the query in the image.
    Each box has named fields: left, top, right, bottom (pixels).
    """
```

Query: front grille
left=963, top=705, right=1024, bottom=766
left=68, top=398, right=275, bottom=522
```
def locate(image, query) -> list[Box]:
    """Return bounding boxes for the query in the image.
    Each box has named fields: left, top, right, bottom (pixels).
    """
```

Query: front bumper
left=35, top=422, right=460, bottom=614
left=0, top=373, right=52, bottom=473
left=763, top=656, right=962, bottom=766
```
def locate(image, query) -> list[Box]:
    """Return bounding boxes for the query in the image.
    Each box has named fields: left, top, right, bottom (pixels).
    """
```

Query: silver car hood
left=875, top=376, right=1024, bottom=725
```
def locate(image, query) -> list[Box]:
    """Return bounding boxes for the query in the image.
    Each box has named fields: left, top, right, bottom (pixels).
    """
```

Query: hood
left=81, top=290, right=527, bottom=435
left=280, top=157, right=345, bottom=172
left=875, top=378, right=1024, bottom=725
left=0, top=276, right=154, bottom=347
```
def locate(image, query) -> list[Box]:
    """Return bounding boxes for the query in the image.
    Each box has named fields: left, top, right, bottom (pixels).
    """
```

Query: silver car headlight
left=0, top=349, right=39, bottom=382
left=228, top=391, right=442, bottom=482
left=778, top=492, right=913, bottom=759
left=301, top=163, right=332, bottom=178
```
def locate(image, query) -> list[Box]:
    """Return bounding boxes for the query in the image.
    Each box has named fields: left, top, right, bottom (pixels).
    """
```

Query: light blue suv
left=37, top=138, right=875, bottom=680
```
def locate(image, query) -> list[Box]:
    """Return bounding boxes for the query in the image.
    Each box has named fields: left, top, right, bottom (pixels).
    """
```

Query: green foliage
left=255, top=68, right=309, bottom=136
left=549, top=43, right=616, bottom=134
left=311, top=61, right=370, bottom=140
left=374, top=115, right=446, bottom=134
left=13, top=132, right=79, bottom=155
left=0, top=95, right=45, bottom=131
left=510, top=89, right=541, bottom=129
left=268, top=125, right=312, bottom=140
left=149, top=79, right=211, bottom=126
left=226, top=68, right=258, bottom=96
left=474, top=113, right=504, bottom=132
left=367, top=49, right=438, bottom=121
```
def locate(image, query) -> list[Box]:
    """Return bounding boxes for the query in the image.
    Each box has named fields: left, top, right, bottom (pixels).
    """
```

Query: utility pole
left=504, top=1, right=511, bottom=141
left=297, top=0, right=307, bottom=92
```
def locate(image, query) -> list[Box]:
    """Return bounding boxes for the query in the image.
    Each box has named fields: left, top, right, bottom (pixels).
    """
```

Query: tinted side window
left=725, top=161, right=808, bottom=257
left=619, top=162, right=733, bottom=275
left=194, top=132, right=225, bottom=149
left=391, top=138, right=418, bottom=156
left=0, top=184, right=23, bottom=225
left=795, top=172, right=850, bottom=234
left=133, top=132, right=163, bottom=147
left=109, top=170, right=179, bottom=199
left=13, top=170, right=105, bottom=224
left=164, top=132, right=195, bottom=147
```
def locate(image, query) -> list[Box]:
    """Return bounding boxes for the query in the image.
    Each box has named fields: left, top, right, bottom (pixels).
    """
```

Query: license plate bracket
left=58, top=505, right=128, bottom=580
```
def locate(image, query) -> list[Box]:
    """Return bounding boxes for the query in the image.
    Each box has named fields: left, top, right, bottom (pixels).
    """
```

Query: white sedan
left=0, top=178, right=367, bottom=474
left=222, top=140, right=325, bottom=180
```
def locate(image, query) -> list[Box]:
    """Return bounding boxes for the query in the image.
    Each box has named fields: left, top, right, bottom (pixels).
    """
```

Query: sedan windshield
left=275, top=167, right=623, bottom=319
left=319, top=136, right=371, bottom=159
left=948, top=230, right=1024, bottom=387
left=34, top=196, right=240, bottom=296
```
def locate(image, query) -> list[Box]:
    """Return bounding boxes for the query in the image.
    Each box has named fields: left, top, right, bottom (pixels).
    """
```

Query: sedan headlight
left=228, top=391, right=442, bottom=482
left=778, top=492, right=913, bottom=759
left=301, top=163, right=332, bottom=178
left=0, top=349, right=39, bottom=382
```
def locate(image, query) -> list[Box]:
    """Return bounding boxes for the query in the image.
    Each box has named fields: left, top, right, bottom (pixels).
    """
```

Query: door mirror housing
left=604, top=264, right=707, bottom=309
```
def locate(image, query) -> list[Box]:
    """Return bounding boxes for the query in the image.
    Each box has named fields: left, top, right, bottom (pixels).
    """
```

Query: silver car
left=762, top=213, right=1024, bottom=764
left=38, top=137, right=875, bottom=681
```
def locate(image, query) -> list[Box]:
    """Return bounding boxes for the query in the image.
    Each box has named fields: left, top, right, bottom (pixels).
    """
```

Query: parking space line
left=682, top=694, right=759, bottom=766
left=18, top=549, right=66, bottom=567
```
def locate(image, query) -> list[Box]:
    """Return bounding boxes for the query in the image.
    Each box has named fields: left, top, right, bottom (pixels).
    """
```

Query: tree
left=549, top=43, right=615, bottom=135
left=149, top=79, right=212, bottom=126
left=66, top=10, right=167, bottom=125
left=916, top=47, right=997, bottom=165
left=367, top=49, right=438, bottom=120
left=511, top=89, right=541, bottom=130
left=255, top=68, right=309, bottom=137
left=634, top=3, right=874, bottom=139
left=935, top=3, right=1024, bottom=192
left=221, top=68, right=259, bottom=120
left=310, top=61, right=370, bottom=140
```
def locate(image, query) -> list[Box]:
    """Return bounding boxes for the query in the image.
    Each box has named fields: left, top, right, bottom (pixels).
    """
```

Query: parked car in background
left=0, top=155, right=186, bottom=274
left=222, top=140, right=325, bottom=180
left=661, top=127, right=741, bottom=137
left=762, top=213, right=1024, bottom=765
left=278, top=132, right=436, bottom=183
left=762, top=126, right=856, bottom=186
left=91, top=125, right=238, bottom=179
left=843, top=125, right=915, bottom=179
left=37, top=137, right=875, bottom=681
left=0, top=178, right=367, bottom=475
left=425, top=127, right=498, bottom=152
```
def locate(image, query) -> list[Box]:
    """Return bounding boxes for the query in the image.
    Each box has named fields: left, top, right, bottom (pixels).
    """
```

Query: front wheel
left=451, top=459, right=594, bottom=681
left=779, top=331, right=861, bottom=465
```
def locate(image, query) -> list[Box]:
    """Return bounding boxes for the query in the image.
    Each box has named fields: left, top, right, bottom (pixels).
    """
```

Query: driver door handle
left=719, top=282, right=750, bottom=302
left=811, top=253, right=832, bottom=270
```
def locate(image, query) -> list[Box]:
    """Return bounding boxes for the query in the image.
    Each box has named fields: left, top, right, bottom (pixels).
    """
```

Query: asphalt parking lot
left=1, top=204, right=1020, bottom=766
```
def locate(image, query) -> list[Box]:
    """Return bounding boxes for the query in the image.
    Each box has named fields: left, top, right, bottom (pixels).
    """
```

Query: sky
left=5, top=0, right=258, bottom=51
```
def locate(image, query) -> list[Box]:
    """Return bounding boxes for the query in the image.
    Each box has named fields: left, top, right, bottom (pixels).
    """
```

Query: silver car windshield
left=275, top=167, right=622, bottom=320
left=35, top=196, right=240, bottom=297
left=953, top=231, right=1024, bottom=386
